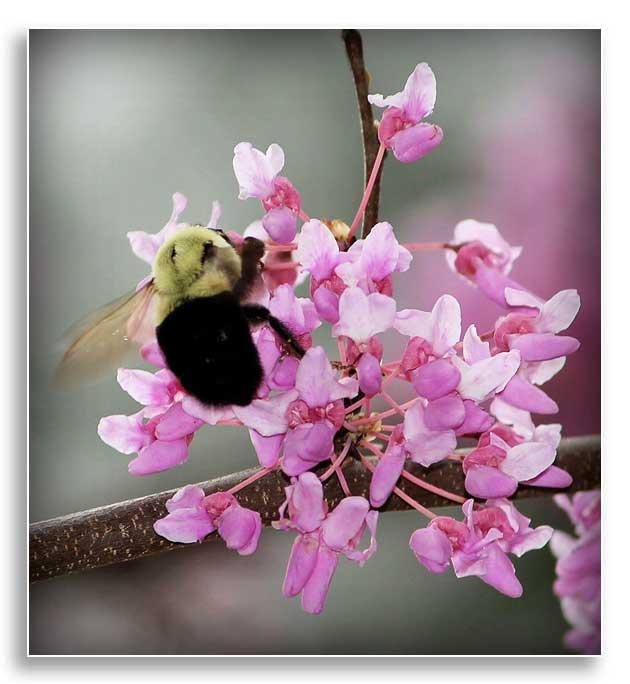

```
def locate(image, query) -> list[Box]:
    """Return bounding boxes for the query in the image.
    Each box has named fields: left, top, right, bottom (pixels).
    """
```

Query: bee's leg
left=233, top=237, right=266, bottom=301
left=242, top=304, right=305, bottom=358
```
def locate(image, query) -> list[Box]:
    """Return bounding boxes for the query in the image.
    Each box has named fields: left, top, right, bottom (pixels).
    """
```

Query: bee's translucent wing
left=54, top=281, right=157, bottom=389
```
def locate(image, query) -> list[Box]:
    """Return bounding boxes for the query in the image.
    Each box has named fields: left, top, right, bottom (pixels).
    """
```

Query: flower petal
left=296, top=219, right=341, bottom=282
left=500, top=442, right=557, bottom=482
left=262, top=207, right=297, bottom=244
left=538, top=290, right=581, bottom=333
left=333, top=287, right=396, bottom=343
left=282, top=533, right=320, bottom=597
left=509, top=333, right=580, bottom=362
left=218, top=504, right=262, bottom=556
left=301, top=546, right=339, bottom=615
left=295, top=347, right=357, bottom=407
left=249, top=430, right=284, bottom=468
left=117, top=368, right=173, bottom=407
left=465, top=465, right=518, bottom=499
left=357, top=352, right=382, bottom=397
left=154, top=402, right=204, bottom=440
left=499, top=374, right=559, bottom=414
left=369, top=441, right=406, bottom=508
left=165, top=484, right=206, bottom=512
left=233, top=390, right=298, bottom=436
left=321, top=496, right=370, bottom=551
left=282, top=422, right=335, bottom=476
left=153, top=507, right=215, bottom=544
left=453, top=350, right=521, bottom=401
left=233, top=142, right=283, bottom=200
left=97, top=411, right=150, bottom=454
left=409, top=527, right=452, bottom=574
left=390, top=123, right=443, bottom=163
left=128, top=438, right=188, bottom=476
left=413, top=359, right=461, bottom=400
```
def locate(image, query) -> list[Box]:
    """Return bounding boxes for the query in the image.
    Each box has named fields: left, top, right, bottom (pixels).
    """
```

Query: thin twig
left=29, top=435, right=601, bottom=583
left=342, top=29, right=386, bottom=238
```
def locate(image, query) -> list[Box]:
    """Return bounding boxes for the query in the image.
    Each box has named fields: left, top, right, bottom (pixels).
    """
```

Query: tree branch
left=342, top=29, right=385, bottom=238
left=29, top=435, right=600, bottom=583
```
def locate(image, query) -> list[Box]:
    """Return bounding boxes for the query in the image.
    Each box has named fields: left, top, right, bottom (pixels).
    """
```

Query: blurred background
left=29, top=29, right=600, bottom=655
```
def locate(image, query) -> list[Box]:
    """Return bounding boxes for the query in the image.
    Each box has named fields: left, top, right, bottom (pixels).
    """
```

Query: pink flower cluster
left=97, top=61, right=586, bottom=615
left=551, top=491, right=601, bottom=654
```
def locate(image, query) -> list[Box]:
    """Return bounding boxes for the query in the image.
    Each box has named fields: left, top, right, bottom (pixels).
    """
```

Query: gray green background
left=29, top=29, right=600, bottom=655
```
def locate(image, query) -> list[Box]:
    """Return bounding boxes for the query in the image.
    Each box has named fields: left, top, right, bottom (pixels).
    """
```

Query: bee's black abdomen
left=156, top=293, right=263, bottom=407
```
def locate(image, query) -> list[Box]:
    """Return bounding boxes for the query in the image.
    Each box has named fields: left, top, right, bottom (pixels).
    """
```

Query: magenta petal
left=262, top=207, right=297, bottom=244
left=166, top=484, right=206, bottom=512
left=97, top=412, right=150, bottom=454
left=282, top=422, right=335, bottom=476
left=301, top=546, right=339, bottom=615
left=499, top=374, right=559, bottom=414
left=509, top=333, right=580, bottom=362
left=424, top=394, right=466, bottom=431
left=153, top=508, right=215, bottom=543
left=523, top=465, right=573, bottom=489
left=412, top=359, right=461, bottom=400
left=287, top=472, right=327, bottom=533
left=465, top=465, right=518, bottom=499
left=249, top=430, right=284, bottom=468
left=218, top=505, right=262, bottom=556
left=128, top=438, right=188, bottom=475
left=312, top=286, right=340, bottom=324
left=409, top=527, right=452, bottom=574
left=357, top=353, right=382, bottom=397
left=455, top=401, right=494, bottom=436
left=478, top=544, right=523, bottom=598
left=283, top=533, right=320, bottom=597
left=140, top=341, right=167, bottom=368
left=154, top=402, right=204, bottom=440
left=390, top=123, right=443, bottom=163
left=321, top=497, right=370, bottom=551
left=474, top=263, right=527, bottom=308
left=370, top=443, right=406, bottom=507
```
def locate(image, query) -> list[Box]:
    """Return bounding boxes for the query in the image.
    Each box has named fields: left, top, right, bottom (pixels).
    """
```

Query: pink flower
left=463, top=424, right=571, bottom=499
left=368, top=63, right=444, bottom=163
left=233, top=142, right=301, bottom=231
left=233, top=347, right=358, bottom=475
left=274, top=473, right=378, bottom=614
left=127, top=192, right=188, bottom=267
left=445, top=219, right=525, bottom=307
left=369, top=427, right=406, bottom=507
left=333, top=287, right=396, bottom=345
left=403, top=401, right=457, bottom=467
left=334, top=222, right=412, bottom=293
left=496, top=289, right=581, bottom=362
left=550, top=491, right=601, bottom=654
left=98, top=368, right=204, bottom=475
left=410, top=499, right=552, bottom=598
left=154, top=485, right=262, bottom=555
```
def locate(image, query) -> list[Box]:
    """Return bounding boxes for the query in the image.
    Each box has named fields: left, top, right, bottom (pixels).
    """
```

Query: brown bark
left=29, top=434, right=600, bottom=583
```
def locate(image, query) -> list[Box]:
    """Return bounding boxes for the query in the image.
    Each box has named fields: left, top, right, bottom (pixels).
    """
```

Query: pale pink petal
left=269, top=284, right=320, bottom=336
left=452, top=220, right=521, bottom=272
left=128, top=438, right=188, bottom=475
left=369, top=62, right=437, bottom=121
left=509, top=525, right=554, bottom=558
left=490, top=398, right=535, bottom=439
left=233, top=390, right=298, bottom=436
left=117, top=368, right=173, bottom=407
left=301, top=546, right=339, bottom=615
left=127, top=230, right=162, bottom=265
left=166, top=484, right=206, bottom=512
left=283, top=533, right=320, bottom=597
left=453, top=350, right=521, bottom=401
left=233, top=142, right=284, bottom=200
left=354, top=221, right=412, bottom=282
left=429, top=294, right=461, bottom=356
left=462, top=324, right=491, bottom=364
left=504, top=287, right=544, bottom=310
left=295, top=347, right=357, bottom=407
left=296, top=219, right=341, bottom=282
left=344, top=510, right=379, bottom=565
left=333, top=287, right=396, bottom=343
left=533, top=424, right=562, bottom=450
left=154, top=402, right=204, bottom=440
left=97, top=411, right=150, bottom=454
left=409, top=527, right=452, bottom=573
left=393, top=308, right=433, bottom=339
left=243, top=219, right=269, bottom=241
left=500, top=442, right=556, bottom=482
left=525, top=357, right=566, bottom=386
left=153, top=508, right=215, bottom=544
left=403, top=402, right=457, bottom=467
left=218, top=505, right=262, bottom=556
left=249, top=430, right=284, bottom=468
left=538, top=289, right=581, bottom=333
left=140, top=341, right=166, bottom=368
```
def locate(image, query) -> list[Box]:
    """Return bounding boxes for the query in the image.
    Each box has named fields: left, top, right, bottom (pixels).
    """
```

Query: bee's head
left=154, top=225, right=241, bottom=296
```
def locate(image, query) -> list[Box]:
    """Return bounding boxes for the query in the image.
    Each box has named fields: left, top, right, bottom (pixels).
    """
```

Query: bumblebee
left=57, top=226, right=304, bottom=406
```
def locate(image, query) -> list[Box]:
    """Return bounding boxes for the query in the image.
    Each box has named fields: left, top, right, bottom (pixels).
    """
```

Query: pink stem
left=380, top=390, right=406, bottom=416
left=216, top=419, right=245, bottom=427
left=337, top=338, right=347, bottom=366
left=227, top=467, right=274, bottom=495
left=345, top=397, right=367, bottom=414
left=298, top=209, right=311, bottom=223
left=348, top=397, right=419, bottom=427
left=263, top=261, right=299, bottom=271
left=265, top=242, right=298, bottom=252
left=320, top=437, right=353, bottom=495
left=347, top=143, right=387, bottom=240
